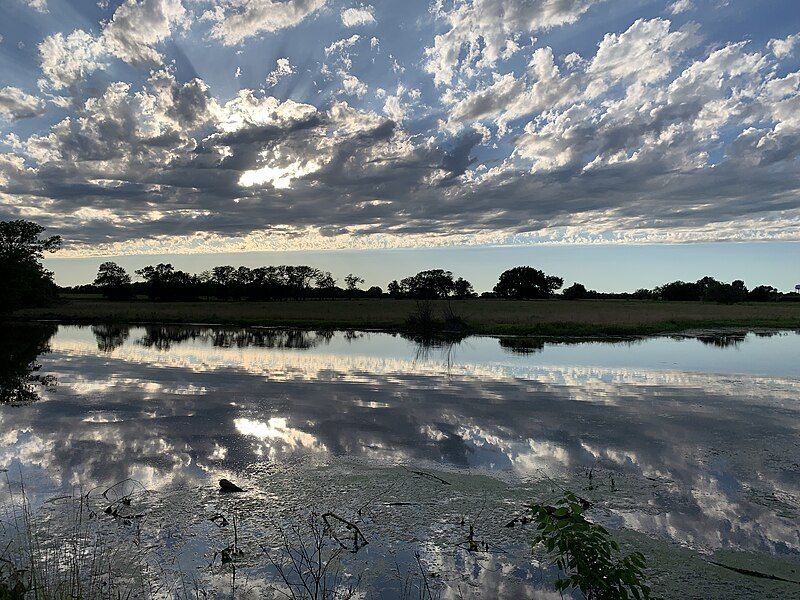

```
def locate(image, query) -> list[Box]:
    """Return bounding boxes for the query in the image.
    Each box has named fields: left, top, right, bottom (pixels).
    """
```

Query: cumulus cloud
left=426, top=0, right=603, bottom=86
left=265, top=57, right=295, bottom=86
left=22, top=0, right=48, bottom=12
left=3, top=3, right=800, bottom=253
left=102, top=0, right=187, bottom=64
left=768, top=32, right=800, bottom=58
left=0, top=87, right=46, bottom=121
left=38, top=0, right=187, bottom=90
left=587, top=18, right=700, bottom=87
left=341, top=5, right=374, bottom=27
left=203, top=0, right=327, bottom=45
left=38, top=30, right=108, bottom=90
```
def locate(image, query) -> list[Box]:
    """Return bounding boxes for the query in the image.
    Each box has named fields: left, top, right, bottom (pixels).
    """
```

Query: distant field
left=12, top=297, right=800, bottom=336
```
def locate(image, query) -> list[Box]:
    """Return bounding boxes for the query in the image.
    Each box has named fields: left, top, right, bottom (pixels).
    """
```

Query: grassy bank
left=11, top=297, right=800, bottom=336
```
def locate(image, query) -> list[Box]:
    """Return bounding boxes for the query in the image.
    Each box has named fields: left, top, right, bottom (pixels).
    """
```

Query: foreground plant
left=529, top=492, right=654, bottom=600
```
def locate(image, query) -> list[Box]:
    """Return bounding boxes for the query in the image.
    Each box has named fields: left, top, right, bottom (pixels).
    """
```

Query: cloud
left=38, top=0, right=187, bottom=90
left=768, top=32, right=800, bottom=58
left=4, top=4, right=800, bottom=253
left=324, top=34, right=360, bottom=56
left=587, top=18, right=700, bottom=87
left=426, top=0, right=603, bottom=86
left=38, top=30, right=108, bottom=91
left=341, top=5, right=375, bottom=27
left=22, top=0, right=48, bottom=12
left=0, top=87, right=46, bottom=121
left=204, top=0, right=327, bottom=45
left=102, top=0, right=187, bottom=64
left=667, top=0, right=694, bottom=14
left=265, top=57, right=295, bottom=86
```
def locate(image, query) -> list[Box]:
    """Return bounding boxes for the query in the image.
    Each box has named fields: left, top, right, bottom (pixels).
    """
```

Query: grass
left=0, top=476, right=150, bottom=599
left=11, top=297, right=800, bottom=337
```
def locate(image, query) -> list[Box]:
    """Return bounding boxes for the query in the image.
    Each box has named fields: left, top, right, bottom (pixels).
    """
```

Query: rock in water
left=219, top=479, right=244, bottom=493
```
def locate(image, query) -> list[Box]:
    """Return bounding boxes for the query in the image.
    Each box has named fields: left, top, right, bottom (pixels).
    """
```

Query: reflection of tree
left=92, top=324, right=131, bottom=352
left=136, top=326, right=335, bottom=351
left=0, top=323, right=57, bottom=405
left=696, top=333, right=747, bottom=348
left=400, top=331, right=469, bottom=370
left=498, top=337, right=546, bottom=355
left=499, top=336, right=644, bottom=355
left=138, top=326, right=202, bottom=351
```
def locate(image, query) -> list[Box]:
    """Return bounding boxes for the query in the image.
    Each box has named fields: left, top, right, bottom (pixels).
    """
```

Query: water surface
left=1, top=325, right=799, bottom=598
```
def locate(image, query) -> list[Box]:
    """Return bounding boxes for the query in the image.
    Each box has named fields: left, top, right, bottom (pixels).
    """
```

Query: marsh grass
left=0, top=476, right=151, bottom=599
left=14, top=298, right=800, bottom=337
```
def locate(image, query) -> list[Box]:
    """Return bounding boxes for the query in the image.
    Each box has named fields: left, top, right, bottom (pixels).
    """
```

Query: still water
left=1, top=324, right=799, bottom=598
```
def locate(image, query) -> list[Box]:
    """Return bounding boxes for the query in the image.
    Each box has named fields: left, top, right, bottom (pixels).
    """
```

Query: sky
left=1, top=0, right=799, bottom=290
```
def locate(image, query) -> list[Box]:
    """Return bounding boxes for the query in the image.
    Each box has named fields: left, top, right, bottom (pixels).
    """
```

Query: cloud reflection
left=0, top=325, right=798, bottom=559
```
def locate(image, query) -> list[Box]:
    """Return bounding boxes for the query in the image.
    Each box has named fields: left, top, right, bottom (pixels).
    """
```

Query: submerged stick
left=707, top=560, right=800, bottom=584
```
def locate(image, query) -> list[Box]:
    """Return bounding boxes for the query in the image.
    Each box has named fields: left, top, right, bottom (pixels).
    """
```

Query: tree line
left=80, top=262, right=797, bottom=304
left=1, top=219, right=797, bottom=311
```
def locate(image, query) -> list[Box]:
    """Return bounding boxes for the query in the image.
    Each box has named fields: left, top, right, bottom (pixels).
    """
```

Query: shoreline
left=8, top=297, right=800, bottom=338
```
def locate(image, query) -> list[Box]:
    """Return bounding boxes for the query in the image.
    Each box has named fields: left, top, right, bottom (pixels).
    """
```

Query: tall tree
left=94, top=261, right=133, bottom=300
left=493, top=266, right=563, bottom=299
left=315, top=271, right=336, bottom=299
left=344, top=273, right=364, bottom=298
left=399, top=269, right=456, bottom=299
left=0, top=220, right=62, bottom=312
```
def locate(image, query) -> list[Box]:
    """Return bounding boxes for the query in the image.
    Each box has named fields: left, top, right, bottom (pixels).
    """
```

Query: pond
left=1, top=324, right=799, bottom=598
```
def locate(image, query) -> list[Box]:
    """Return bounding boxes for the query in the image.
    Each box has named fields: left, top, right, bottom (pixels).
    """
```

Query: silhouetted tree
left=748, top=285, right=779, bottom=301
left=453, top=277, right=476, bottom=299
left=365, top=285, right=383, bottom=298
left=94, top=261, right=133, bottom=300
left=344, top=273, right=364, bottom=297
left=286, top=266, right=321, bottom=299
left=387, top=280, right=403, bottom=298
left=703, top=279, right=748, bottom=304
left=315, top=271, right=336, bottom=299
left=655, top=277, right=749, bottom=303
left=493, top=266, right=563, bottom=299
left=399, top=269, right=458, bottom=299
left=632, top=288, right=655, bottom=300
left=135, top=263, right=199, bottom=301
left=0, top=219, right=62, bottom=312
left=562, top=282, right=589, bottom=299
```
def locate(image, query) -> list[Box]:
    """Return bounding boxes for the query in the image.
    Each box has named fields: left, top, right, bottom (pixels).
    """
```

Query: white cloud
left=443, top=47, right=576, bottom=133
left=0, top=86, right=46, bottom=121
left=216, top=90, right=317, bottom=132
left=265, top=57, right=294, bottom=86
left=102, top=0, right=187, bottom=65
left=341, top=5, right=375, bottom=27
left=22, top=0, right=48, bottom=12
left=383, top=95, right=403, bottom=122
left=325, top=34, right=360, bottom=56
left=341, top=73, right=368, bottom=96
left=667, top=0, right=693, bottom=14
left=587, top=18, right=700, bottom=88
left=38, top=0, right=187, bottom=90
left=38, top=30, right=108, bottom=91
left=425, top=0, right=603, bottom=86
left=204, top=0, right=327, bottom=46
left=768, top=33, right=800, bottom=59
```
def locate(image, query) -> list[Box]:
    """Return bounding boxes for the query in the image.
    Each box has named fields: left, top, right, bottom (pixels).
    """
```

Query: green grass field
left=12, top=297, right=800, bottom=336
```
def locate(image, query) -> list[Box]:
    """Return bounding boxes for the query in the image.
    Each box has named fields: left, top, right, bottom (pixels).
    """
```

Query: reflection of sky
left=1, top=326, right=799, bottom=561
